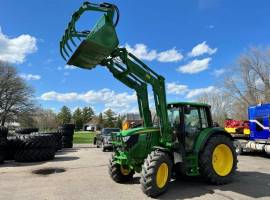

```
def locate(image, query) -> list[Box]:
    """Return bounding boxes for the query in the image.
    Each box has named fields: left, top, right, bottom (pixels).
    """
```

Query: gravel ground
left=0, top=144, right=270, bottom=200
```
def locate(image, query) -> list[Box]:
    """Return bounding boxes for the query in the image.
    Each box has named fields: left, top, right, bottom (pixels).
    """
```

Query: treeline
left=0, top=61, right=124, bottom=131
left=56, top=106, right=124, bottom=130
left=1, top=47, right=270, bottom=130
left=197, top=47, right=270, bottom=126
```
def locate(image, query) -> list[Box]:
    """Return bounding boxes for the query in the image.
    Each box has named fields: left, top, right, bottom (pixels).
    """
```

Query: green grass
left=73, top=131, right=97, bottom=144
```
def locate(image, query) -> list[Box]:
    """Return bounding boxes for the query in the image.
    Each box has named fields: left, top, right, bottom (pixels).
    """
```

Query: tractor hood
left=119, top=127, right=160, bottom=137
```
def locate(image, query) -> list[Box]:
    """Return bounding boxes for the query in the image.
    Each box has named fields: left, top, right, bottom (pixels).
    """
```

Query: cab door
left=184, top=106, right=210, bottom=152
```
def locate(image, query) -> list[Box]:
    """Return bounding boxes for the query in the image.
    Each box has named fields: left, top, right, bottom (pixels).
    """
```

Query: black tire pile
left=0, top=124, right=73, bottom=164
left=15, top=128, right=39, bottom=135
left=0, top=127, right=8, bottom=164
left=12, top=134, right=56, bottom=162
left=58, top=124, right=75, bottom=148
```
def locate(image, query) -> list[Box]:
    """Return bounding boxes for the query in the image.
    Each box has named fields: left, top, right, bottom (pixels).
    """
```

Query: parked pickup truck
left=94, top=128, right=120, bottom=151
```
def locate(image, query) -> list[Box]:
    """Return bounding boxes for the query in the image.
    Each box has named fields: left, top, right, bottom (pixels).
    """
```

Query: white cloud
left=188, top=41, right=217, bottom=57
left=0, top=29, right=37, bottom=63
left=213, top=68, right=225, bottom=77
left=177, top=57, right=211, bottom=74
left=125, top=43, right=183, bottom=62
left=167, top=82, right=188, bottom=94
left=40, top=88, right=138, bottom=113
left=19, top=73, right=41, bottom=81
left=64, top=65, right=76, bottom=70
left=166, top=82, right=218, bottom=99
left=186, top=86, right=217, bottom=98
left=206, top=25, right=215, bottom=29
left=64, top=72, right=69, bottom=76
left=255, top=78, right=264, bottom=88
left=157, top=48, right=183, bottom=62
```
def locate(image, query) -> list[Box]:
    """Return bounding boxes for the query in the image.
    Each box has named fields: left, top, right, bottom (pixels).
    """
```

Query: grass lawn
left=73, top=131, right=97, bottom=144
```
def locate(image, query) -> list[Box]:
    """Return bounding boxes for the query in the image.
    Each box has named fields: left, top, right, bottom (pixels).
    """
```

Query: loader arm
left=60, top=2, right=172, bottom=145
left=101, top=48, right=172, bottom=144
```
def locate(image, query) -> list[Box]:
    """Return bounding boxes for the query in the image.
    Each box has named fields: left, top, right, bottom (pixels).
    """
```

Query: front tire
left=199, top=135, right=237, bottom=185
left=140, top=150, right=172, bottom=197
left=109, top=154, right=134, bottom=183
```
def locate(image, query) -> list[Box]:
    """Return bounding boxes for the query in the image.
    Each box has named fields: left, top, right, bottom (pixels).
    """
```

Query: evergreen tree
left=97, top=112, right=104, bottom=129
left=57, top=106, right=72, bottom=124
left=116, top=115, right=124, bottom=129
left=73, top=108, right=83, bottom=130
left=82, top=106, right=94, bottom=124
left=103, top=109, right=116, bottom=128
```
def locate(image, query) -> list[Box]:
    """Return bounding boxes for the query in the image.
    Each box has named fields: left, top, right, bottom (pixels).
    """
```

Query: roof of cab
left=167, top=102, right=210, bottom=107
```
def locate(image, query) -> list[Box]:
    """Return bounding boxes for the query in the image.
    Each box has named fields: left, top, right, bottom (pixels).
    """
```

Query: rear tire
left=199, top=135, right=237, bottom=185
left=140, top=150, right=172, bottom=197
left=109, top=154, right=134, bottom=183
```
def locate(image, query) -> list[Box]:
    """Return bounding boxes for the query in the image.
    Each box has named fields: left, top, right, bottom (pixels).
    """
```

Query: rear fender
left=194, top=127, right=233, bottom=154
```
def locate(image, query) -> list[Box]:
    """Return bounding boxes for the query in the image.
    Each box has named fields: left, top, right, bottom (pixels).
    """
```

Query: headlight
left=122, top=136, right=131, bottom=142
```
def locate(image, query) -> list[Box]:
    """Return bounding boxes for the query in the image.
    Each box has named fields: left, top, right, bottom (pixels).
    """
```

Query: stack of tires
left=0, top=127, right=57, bottom=163
left=45, top=132, right=62, bottom=151
left=0, top=127, right=8, bottom=164
left=58, top=124, right=75, bottom=148
left=12, top=134, right=56, bottom=162
left=15, top=128, right=39, bottom=135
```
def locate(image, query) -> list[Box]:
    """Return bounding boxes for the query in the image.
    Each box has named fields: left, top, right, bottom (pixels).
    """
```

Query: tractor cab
left=167, top=102, right=212, bottom=151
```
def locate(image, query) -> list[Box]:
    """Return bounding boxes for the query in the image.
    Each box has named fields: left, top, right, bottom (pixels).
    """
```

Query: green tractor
left=60, top=2, right=237, bottom=197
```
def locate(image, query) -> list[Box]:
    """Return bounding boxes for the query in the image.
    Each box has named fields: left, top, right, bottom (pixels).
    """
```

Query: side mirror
left=213, top=122, right=220, bottom=127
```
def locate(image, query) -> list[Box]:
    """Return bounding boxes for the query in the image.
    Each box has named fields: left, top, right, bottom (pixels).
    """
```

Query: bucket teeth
left=66, top=41, right=73, bottom=52
left=69, top=35, right=77, bottom=46
left=60, top=41, right=67, bottom=61
left=62, top=45, right=70, bottom=58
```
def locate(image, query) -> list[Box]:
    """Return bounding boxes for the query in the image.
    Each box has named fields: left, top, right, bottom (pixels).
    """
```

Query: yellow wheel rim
left=156, top=163, right=169, bottom=188
left=120, top=166, right=130, bottom=176
left=212, top=144, right=233, bottom=176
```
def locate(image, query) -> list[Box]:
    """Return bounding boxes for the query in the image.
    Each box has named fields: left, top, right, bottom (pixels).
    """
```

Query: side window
left=184, top=107, right=200, bottom=131
left=200, top=108, right=209, bottom=129
left=256, top=117, right=264, bottom=131
left=168, top=109, right=180, bottom=128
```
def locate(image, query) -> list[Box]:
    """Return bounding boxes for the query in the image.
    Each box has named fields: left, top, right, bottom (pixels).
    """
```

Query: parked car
left=94, top=128, right=120, bottom=151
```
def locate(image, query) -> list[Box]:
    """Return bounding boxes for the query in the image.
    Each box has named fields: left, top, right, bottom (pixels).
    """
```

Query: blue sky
left=1, top=0, right=270, bottom=114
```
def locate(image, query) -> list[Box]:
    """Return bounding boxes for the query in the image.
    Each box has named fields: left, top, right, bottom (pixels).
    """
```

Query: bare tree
left=223, top=47, right=270, bottom=119
left=197, top=91, right=231, bottom=127
left=34, top=108, right=58, bottom=130
left=0, top=62, right=36, bottom=126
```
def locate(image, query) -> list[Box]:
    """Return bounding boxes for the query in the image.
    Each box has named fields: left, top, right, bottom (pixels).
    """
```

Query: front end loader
left=60, top=2, right=237, bottom=197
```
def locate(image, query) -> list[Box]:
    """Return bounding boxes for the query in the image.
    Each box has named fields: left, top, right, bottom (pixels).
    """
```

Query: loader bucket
left=67, top=15, right=119, bottom=69
left=60, top=2, right=120, bottom=69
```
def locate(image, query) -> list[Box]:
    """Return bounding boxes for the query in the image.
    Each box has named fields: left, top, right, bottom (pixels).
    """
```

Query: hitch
left=60, top=2, right=120, bottom=69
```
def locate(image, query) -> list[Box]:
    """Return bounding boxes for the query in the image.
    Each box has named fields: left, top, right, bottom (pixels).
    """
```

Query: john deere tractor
left=60, top=2, right=237, bottom=197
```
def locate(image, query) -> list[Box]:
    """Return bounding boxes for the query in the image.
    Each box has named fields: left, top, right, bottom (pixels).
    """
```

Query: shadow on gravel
left=32, top=167, right=66, bottom=175
left=56, top=149, right=78, bottom=155
left=74, top=146, right=97, bottom=149
left=157, top=171, right=270, bottom=200
left=2, top=160, right=48, bottom=167
left=2, top=156, right=79, bottom=167
left=127, top=177, right=140, bottom=184
left=51, top=156, right=79, bottom=162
